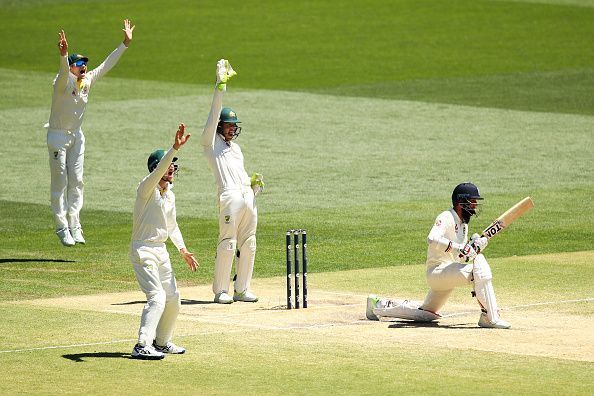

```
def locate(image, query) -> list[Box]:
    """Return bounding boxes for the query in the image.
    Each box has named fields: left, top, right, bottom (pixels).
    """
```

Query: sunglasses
left=73, top=60, right=86, bottom=67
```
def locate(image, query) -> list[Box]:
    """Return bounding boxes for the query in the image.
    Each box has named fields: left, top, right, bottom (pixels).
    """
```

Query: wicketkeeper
left=366, top=182, right=511, bottom=329
left=46, top=20, right=134, bottom=246
left=200, top=59, right=263, bottom=304
left=130, top=123, right=199, bottom=360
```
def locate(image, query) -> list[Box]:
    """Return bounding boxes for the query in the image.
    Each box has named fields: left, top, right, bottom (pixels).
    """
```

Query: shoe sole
left=131, top=354, right=165, bottom=360
left=233, top=298, right=258, bottom=302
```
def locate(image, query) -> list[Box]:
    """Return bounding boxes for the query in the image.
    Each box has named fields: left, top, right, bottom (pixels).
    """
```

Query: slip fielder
left=130, top=123, right=199, bottom=360
left=366, top=182, right=511, bottom=329
left=46, top=19, right=134, bottom=246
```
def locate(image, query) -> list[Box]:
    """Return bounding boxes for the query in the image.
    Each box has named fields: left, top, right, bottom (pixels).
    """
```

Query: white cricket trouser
left=212, top=187, right=258, bottom=295
left=47, top=129, right=85, bottom=231
left=130, top=242, right=181, bottom=347
left=420, top=261, right=473, bottom=313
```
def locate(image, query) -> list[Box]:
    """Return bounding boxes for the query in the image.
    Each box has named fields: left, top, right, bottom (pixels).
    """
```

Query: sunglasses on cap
left=73, top=60, right=86, bottom=67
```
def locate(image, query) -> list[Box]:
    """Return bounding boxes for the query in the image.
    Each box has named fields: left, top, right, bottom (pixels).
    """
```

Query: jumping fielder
left=366, top=183, right=511, bottom=329
left=130, top=123, right=199, bottom=360
left=46, top=19, right=134, bottom=246
left=200, top=59, right=264, bottom=304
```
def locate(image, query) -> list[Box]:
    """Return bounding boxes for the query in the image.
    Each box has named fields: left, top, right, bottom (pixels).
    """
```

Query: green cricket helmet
left=147, top=149, right=177, bottom=172
left=217, top=107, right=242, bottom=139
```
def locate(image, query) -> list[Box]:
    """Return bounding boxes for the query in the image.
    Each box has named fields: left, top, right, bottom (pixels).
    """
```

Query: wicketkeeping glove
left=470, top=233, right=488, bottom=253
left=250, top=172, right=264, bottom=196
left=458, top=242, right=478, bottom=263
left=216, top=59, right=237, bottom=91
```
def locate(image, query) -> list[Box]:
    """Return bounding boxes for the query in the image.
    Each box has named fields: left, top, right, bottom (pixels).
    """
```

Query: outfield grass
left=0, top=0, right=593, bottom=394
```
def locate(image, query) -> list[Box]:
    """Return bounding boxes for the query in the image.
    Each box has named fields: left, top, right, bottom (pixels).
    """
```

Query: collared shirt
left=426, top=208, right=468, bottom=267
left=131, top=148, right=185, bottom=250
left=200, top=89, right=251, bottom=193
left=47, top=43, right=127, bottom=132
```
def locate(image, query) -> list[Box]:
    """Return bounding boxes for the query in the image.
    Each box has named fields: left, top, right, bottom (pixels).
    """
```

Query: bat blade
left=482, top=197, right=534, bottom=239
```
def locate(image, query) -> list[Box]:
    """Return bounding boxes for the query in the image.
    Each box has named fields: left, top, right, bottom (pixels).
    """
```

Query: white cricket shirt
left=426, top=208, right=468, bottom=267
left=131, top=148, right=186, bottom=251
left=47, top=43, right=127, bottom=132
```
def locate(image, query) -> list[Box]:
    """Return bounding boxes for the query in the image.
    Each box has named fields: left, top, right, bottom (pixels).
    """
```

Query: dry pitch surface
left=13, top=277, right=594, bottom=363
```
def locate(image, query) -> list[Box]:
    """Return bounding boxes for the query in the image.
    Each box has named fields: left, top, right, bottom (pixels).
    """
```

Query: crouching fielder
left=130, top=123, right=199, bottom=360
left=366, top=183, right=510, bottom=329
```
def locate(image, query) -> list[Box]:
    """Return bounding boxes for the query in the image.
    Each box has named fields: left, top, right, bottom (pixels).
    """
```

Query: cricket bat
left=481, top=197, right=534, bottom=239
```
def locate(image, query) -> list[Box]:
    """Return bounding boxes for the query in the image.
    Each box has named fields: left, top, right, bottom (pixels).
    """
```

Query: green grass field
left=1, top=0, right=593, bottom=394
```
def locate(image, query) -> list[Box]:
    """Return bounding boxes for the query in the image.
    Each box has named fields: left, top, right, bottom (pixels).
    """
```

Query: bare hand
left=58, top=30, right=68, bottom=56
left=180, top=248, right=199, bottom=272
left=173, top=123, right=191, bottom=150
left=122, top=19, right=135, bottom=46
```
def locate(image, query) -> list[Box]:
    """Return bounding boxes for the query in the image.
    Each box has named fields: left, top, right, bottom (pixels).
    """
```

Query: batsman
left=200, top=59, right=263, bottom=304
left=367, top=182, right=511, bottom=329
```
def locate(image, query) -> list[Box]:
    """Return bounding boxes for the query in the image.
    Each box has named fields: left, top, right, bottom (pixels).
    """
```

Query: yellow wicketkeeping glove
left=216, top=59, right=237, bottom=91
left=250, top=172, right=264, bottom=195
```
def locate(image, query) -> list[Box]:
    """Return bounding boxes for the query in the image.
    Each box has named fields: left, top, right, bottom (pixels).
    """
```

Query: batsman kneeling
left=367, top=182, right=511, bottom=329
left=130, top=123, right=199, bottom=360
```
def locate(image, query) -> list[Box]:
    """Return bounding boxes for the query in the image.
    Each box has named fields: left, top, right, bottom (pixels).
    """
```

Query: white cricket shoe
left=478, top=312, right=511, bottom=329
left=131, top=344, right=165, bottom=360
left=70, top=227, right=85, bottom=244
left=214, top=291, right=234, bottom=304
left=56, top=228, right=75, bottom=247
left=153, top=341, right=186, bottom=354
left=366, top=294, right=381, bottom=321
left=233, top=290, right=259, bottom=302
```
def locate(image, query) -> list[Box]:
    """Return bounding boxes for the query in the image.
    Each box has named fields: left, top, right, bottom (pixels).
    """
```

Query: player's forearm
left=169, top=225, right=186, bottom=251
left=137, top=147, right=178, bottom=196
left=427, top=230, right=463, bottom=252
left=54, top=55, right=70, bottom=91
left=200, top=88, right=223, bottom=147
left=88, top=43, right=127, bottom=82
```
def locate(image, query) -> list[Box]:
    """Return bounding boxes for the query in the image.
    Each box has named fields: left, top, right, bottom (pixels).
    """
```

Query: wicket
left=286, top=229, right=308, bottom=309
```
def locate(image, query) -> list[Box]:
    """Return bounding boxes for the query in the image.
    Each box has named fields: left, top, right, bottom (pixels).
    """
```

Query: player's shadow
left=0, top=258, right=76, bottom=264
left=63, top=352, right=129, bottom=362
left=111, top=299, right=216, bottom=306
left=387, top=321, right=472, bottom=329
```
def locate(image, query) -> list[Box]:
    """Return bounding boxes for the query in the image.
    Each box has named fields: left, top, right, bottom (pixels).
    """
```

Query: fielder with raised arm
left=200, top=59, right=264, bottom=304
left=130, top=123, right=199, bottom=360
left=366, top=182, right=511, bottom=329
left=46, top=20, right=134, bottom=246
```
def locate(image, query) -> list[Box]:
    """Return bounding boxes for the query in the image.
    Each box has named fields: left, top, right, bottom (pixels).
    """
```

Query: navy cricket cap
left=68, top=53, right=89, bottom=65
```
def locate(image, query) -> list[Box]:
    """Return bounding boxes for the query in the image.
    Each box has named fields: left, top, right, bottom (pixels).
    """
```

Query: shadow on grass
left=387, top=321, right=473, bottom=329
left=0, top=258, right=76, bottom=264
left=111, top=299, right=216, bottom=306
left=63, top=352, right=129, bottom=362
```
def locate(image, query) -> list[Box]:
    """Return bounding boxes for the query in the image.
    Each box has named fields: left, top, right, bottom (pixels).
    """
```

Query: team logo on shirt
left=225, top=215, right=231, bottom=223
left=53, top=151, right=59, bottom=159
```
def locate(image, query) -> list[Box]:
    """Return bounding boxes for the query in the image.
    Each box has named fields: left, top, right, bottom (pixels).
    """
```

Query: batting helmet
left=147, top=149, right=177, bottom=172
left=219, top=107, right=241, bottom=124
left=452, top=182, right=483, bottom=222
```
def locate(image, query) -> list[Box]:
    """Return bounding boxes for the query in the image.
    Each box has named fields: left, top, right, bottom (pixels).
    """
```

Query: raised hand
left=173, top=123, right=191, bottom=150
left=58, top=30, right=68, bottom=56
left=122, top=19, right=135, bottom=46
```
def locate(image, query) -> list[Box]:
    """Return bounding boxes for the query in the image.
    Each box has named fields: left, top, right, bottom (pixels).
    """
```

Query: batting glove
left=250, top=172, right=264, bottom=195
left=471, top=233, right=488, bottom=253
left=458, top=242, right=478, bottom=263
left=216, top=59, right=237, bottom=91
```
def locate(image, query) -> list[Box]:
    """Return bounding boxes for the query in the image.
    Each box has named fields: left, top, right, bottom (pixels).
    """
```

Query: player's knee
left=218, top=238, right=237, bottom=251
left=472, top=255, right=492, bottom=281
left=240, top=235, right=256, bottom=252
left=147, top=290, right=166, bottom=309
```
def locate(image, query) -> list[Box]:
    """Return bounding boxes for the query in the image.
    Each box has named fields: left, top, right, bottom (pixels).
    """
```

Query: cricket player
left=46, top=19, right=134, bottom=246
left=200, top=59, right=264, bottom=304
left=366, top=183, right=511, bottom=329
left=130, top=123, right=199, bottom=360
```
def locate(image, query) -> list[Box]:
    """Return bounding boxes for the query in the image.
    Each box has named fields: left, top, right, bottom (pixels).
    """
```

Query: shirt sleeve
left=53, top=55, right=70, bottom=92
left=200, top=87, right=223, bottom=148
left=168, top=204, right=186, bottom=251
left=136, top=147, right=179, bottom=199
left=427, top=212, right=463, bottom=253
left=87, top=43, right=127, bottom=84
